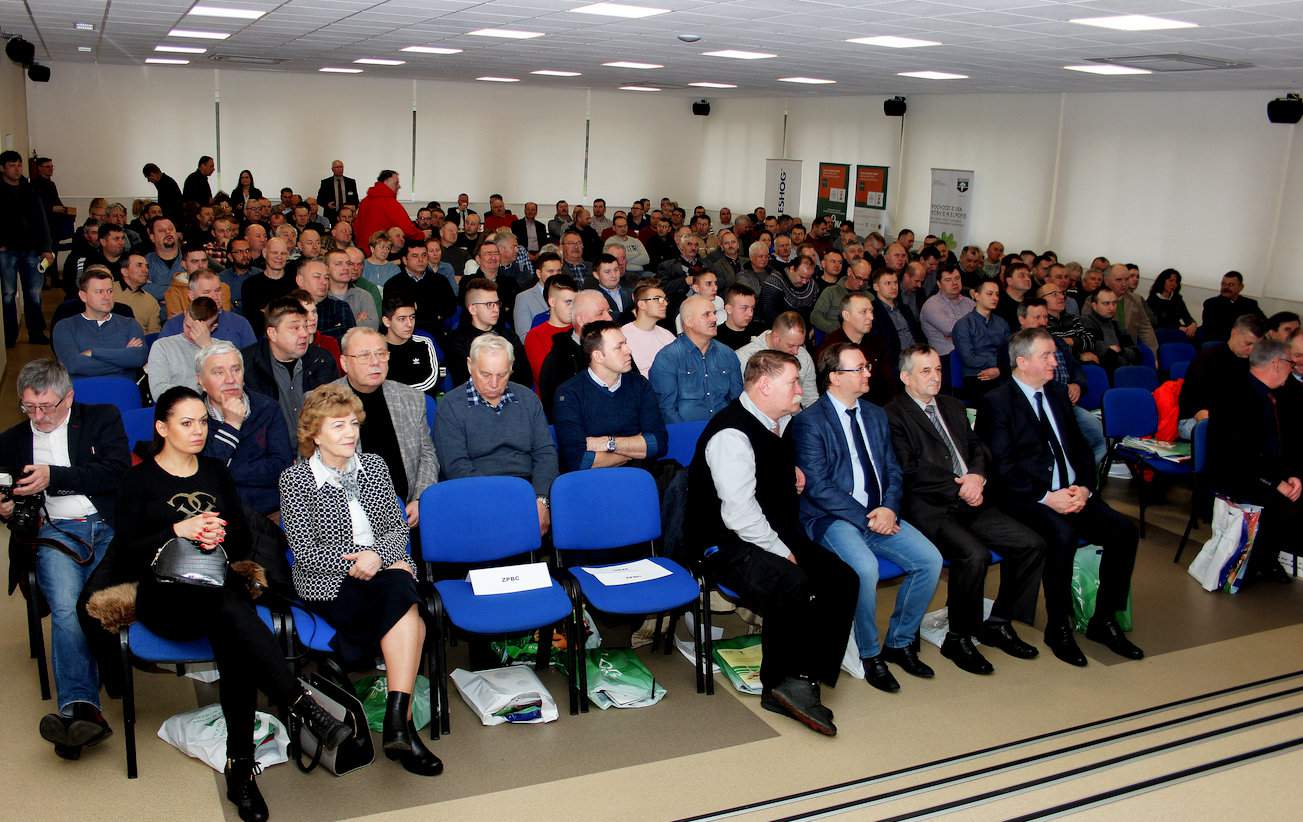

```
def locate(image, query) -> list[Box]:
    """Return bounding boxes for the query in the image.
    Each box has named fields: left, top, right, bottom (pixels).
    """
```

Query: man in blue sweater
left=52, top=267, right=147, bottom=380
left=553, top=321, right=667, bottom=472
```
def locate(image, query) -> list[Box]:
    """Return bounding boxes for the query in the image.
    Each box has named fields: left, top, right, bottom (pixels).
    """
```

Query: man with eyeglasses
left=0, top=358, right=129, bottom=759
left=810, top=258, right=871, bottom=335
left=621, top=280, right=676, bottom=375
left=446, top=277, right=532, bottom=388
left=334, top=326, right=439, bottom=529
left=460, top=238, right=519, bottom=331
left=1080, top=287, right=1141, bottom=374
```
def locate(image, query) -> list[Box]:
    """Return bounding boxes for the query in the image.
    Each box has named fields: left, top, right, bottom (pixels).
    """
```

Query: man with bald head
left=649, top=294, right=743, bottom=423
left=537, top=289, right=623, bottom=419
left=240, top=236, right=297, bottom=338
left=511, top=201, right=549, bottom=258
left=317, top=160, right=359, bottom=223
left=1084, top=263, right=1157, bottom=351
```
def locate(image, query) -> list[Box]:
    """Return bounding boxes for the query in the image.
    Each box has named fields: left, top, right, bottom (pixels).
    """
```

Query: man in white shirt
left=734, top=311, right=818, bottom=408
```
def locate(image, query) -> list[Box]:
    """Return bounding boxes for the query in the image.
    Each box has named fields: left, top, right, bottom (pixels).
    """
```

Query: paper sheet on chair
left=467, top=562, right=552, bottom=596
left=581, top=559, right=672, bottom=586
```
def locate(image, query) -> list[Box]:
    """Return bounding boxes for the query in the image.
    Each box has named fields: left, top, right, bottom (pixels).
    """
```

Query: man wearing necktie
left=791, top=342, right=943, bottom=694
left=977, top=328, right=1144, bottom=666
left=887, top=345, right=1046, bottom=676
left=315, top=160, right=358, bottom=224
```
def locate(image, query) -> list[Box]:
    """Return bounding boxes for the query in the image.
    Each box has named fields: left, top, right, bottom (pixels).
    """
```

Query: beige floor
left=3, top=298, right=1303, bottom=821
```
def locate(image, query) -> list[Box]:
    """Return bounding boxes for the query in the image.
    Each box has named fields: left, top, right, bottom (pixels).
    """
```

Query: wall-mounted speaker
left=27, top=63, right=49, bottom=83
left=5, top=37, right=35, bottom=66
left=1267, top=94, right=1302, bottom=124
left=692, top=99, right=710, bottom=116
left=884, top=96, right=906, bottom=117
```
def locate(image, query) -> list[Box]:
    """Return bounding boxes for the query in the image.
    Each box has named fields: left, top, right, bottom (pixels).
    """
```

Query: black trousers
left=916, top=503, right=1045, bottom=635
left=1006, top=495, right=1137, bottom=628
left=1251, top=497, right=1301, bottom=574
left=706, top=536, right=857, bottom=690
left=137, top=577, right=297, bottom=759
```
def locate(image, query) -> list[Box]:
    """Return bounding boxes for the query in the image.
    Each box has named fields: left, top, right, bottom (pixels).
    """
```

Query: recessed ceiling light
left=74, top=22, right=95, bottom=32
left=155, top=45, right=207, bottom=54
left=467, top=29, right=544, bottom=39
left=531, top=70, right=582, bottom=77
left=603, top=61, right=663, bottom=69
left=846, top=35, right=941, bottom=48
left=168, top=29, right=230, bottom=40
left=354, top=58, right=405, bottom=66
left=476, top=76, right=520, bottom=82
left=1069, top=15, right=1198, bottom=32
left=401, top=46, right=463, bottom=55
left=188, top=5, right=265, bottom=19
left=689, top=82, right=737, bottom=89
left=77, top=47, right=93, bottom=53
left=898, top=71, right=968, bottom=80
left=570, top=3, right=670, bottom=19
left=320, top=67, right=363, bottom=74
left=146, top=58, right=190, bottom=65
left=778, top=76, right=836, bottom=85
left=619, top=85, right=661, bottom=92
left=703, top=49, right=776, bottom=60
left=1064, top=64, right=1153, bottom=76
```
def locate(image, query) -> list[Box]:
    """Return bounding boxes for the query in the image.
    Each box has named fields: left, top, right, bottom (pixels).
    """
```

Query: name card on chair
left=581, top=559, right=672, bottom=587
left=468, top=562, right=552, bottom=596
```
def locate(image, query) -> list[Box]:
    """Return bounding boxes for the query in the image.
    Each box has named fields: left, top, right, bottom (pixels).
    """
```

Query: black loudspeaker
left=884, top=96, right=907, bottom=117
left=5, top=37, right=35, bottom=66
left=1267, top=94, right=1302, bottom=124
left=692, top=99, right=710, bottom=116
left=27, top=64, right=50, bottom=83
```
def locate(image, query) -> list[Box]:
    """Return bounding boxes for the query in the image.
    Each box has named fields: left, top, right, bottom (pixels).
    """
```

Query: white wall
left=24, top=61, right=1303, bottom=304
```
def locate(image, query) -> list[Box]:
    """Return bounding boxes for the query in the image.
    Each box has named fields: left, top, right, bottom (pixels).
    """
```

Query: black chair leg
left=649, top=615, right=663, bottom=656
left=1175, top=511, right=1198, bottom=563
left=119, top=630, right=138, bottom=779
left=664, top=612, right=680, bottom=655
left=702, top=581, right=716, bottom=696
left=27, top=573, right=51, bottom=701
left=535, top=624, right=551, bottom=673
left=1138, top=478, right=1148, bottom=539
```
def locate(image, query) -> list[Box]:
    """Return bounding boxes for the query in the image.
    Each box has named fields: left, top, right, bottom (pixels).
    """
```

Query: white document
left=582, top=558, right=672, bottom=586
left=467, top=562, right=552, bottom=596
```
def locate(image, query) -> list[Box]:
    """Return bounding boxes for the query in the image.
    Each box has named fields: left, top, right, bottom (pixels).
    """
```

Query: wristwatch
left=606, top=436, right=617, bottom=453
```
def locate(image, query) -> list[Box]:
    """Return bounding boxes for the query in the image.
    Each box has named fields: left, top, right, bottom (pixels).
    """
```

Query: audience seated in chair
left=649, top=295, right=743, bottom=424
left=1201, top=270, right=1266, bottom=343
left=1177, top=314, right=1263, bottom=440
left=1017, top=298, right=1107, bottom=463
left=52, top=266, right=147, bottom=381
left=735, top=310, right=818, bottom=409
left=112, top=253, right=163, bottom=335
left=146, top=297, right=219, bottom=399
left=1080, top=287, right=1141, bottom=374
left=380, top=293, right=440, bottom=395
left=815, top=293, right=897, bottom=407
left=159, top=268, right=254, bottom=349
left=952, top=279, right=1011, bottom=402
left=539, top=289, right=618, bottom=419
left=241, top=296, right=340, bottom=452
left=446, top=277, right=531, bottom=389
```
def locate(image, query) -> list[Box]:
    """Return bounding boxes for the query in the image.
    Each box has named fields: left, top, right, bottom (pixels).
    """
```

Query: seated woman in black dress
left=279, top=384, right=441, bottom=777
left=120, top=387, right=350, bottom=822
left=1147, top=268, right=1198, bottom=339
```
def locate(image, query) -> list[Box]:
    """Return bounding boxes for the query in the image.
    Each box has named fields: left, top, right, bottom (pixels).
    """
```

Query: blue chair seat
left=126, top=623, right=213, bottom=663
left=1115, top=447, right=1192, bottom=476
left=877, top=557, right=905, bottom=581
left=570, top=558, right=699, bottom=615
left=716, top=583, right=741, bottom=601
left=433, top=578, right=574, bottom=636
left=289, top=604, right=337, bottom=652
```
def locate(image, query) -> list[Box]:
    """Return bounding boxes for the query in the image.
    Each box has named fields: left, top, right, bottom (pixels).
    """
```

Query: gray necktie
left=924, top=404, right=964, bottom=476
left=334, top=178, right=344, bottom=210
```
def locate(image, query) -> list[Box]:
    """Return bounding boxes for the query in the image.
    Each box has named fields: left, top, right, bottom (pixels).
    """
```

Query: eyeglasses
left=20, top=395, right=68, bottom=416
left=638, top=295, right=667, bottom=304
left=833, top=365, right=872, bottom=374
left=470, top=300, right=500, bottom=308
left=345, top=350, right=390, bottom=362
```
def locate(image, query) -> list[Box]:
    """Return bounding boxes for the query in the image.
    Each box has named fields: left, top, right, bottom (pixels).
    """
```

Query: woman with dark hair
left=229, top=170, right=262, bottom=214
left=278, top=384, right=442, bottom=777
left=112, top=387, right=351, bottom=821
left=1146, top=268, right=1198, bottom=338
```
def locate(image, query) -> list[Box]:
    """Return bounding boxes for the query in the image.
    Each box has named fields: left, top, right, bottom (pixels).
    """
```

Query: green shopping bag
left=1071, top=546, right=1133, bottom=633
left=711, top=634, right=763, bottom=695
left=582, top=648, right=667, bottom=710
left=354, top=674, right=432, bottom=732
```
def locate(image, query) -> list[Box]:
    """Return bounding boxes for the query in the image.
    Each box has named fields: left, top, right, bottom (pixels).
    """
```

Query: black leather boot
left=397, top=718, right=444, bottom=777
left=382, top=691, right=412, bottom=758
left=290, top=690, right=351, bottom=751
left=224, top=756, right=269, bottom=822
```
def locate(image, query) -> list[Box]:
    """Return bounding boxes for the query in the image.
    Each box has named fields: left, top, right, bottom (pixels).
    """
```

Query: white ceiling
left=5, top=0, right=1303, bottom=95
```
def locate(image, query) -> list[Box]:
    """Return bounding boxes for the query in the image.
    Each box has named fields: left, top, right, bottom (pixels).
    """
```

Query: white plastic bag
left=157, top=704, right=289, bottom=772
left=449, top=666, right=559, bottom=726
left=1188, top=497, right=1260, bottom=592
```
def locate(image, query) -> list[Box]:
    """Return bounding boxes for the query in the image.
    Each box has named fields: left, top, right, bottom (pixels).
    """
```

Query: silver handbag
left=151, top=537, right=229, bottom=588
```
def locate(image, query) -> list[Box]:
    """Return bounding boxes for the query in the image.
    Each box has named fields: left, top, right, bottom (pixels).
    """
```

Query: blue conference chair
left=420, top=476, right=579, bottom=736
left=73, top=376, right=141, bottom=412
left=1175, top=420, right=1211, bottom=564
left=424, top=393, right=438, bottom=440
left=1158, top=342, right=1196, bottom=373
left=1099, top=387, right=1193, bottom=537
left=121, top=406, right=156, bottom=451
left=1155, top=327, right=1191, bottom=346
left=949, top=349, right=965, bottom=393
left=663, top=419, right=708, bottom=467
left=1078, top=364, right=1109, bottom=412
left=1169, top=360, right=1190, bottom=381
left=143, top=332, right=160, bottom=351
left=550, top=467, right=705, bottom=701
left=1113, top=365, right=1159, bottom=392
left=1137, top=342, right=1157, bottom=370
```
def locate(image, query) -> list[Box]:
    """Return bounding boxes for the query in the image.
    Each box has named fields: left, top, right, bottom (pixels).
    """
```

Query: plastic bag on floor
left=354, top=674, right=431, bottom=732
left=1188, top=497, right=1263, bottom=594
left=918, top=599, right=996, bottom=649
left=450, top=666, right=558, bottom=726
left=583, top=649, right=667, bottom=710
left=158, top=704, right=289, bottom=772
left=712, top=635, right=763, bottom=695
left=490, top=610, right=602, bottom=666
left=1071, top=545, right=1133, bottom=632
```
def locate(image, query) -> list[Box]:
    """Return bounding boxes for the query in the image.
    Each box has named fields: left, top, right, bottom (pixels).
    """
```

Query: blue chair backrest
left=551, top=467, right=661, bottom=554
left=531, top=311, right=550, bottom=329
left=663, top=419, right=708, bottom=466
left=1201, top=340, right=1223, bottom=351
left=122, top=406, right=156, bottom=450
left=419, top=476, right=540, bottom=564
left=1101, top=388, right=1158, bottom=439
left=949, top=349, right=964, bottom=390
left=143, top=332, right=160, bottom=351
left=1113, top=365, right=1158, bottom=392
left=1169, top=360, right=1189, bottom=381
left=1137, top=342, right=1157, bottom=370
left=424, top=394, right=437, bottom=439
left=1158, top=342, right=1195, bottom=370
left=73, top=376, right=142, bottom=411
left=1078, top=364, right=1108, bottom=411
left=1192, top=419, right=1209, bottom=474
left=1155, top=327, right=1190, bottom=346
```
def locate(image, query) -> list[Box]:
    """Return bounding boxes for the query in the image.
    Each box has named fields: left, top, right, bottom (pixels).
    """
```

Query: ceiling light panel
left=703, top=50, right=776, bottom=60
left=1069, top=15, right=1198, bottom=32
left=401, top=46, right=463, bottom=55
left=1064, top=64, right=1153, bottom=76
left=168, top=30, right=231, bottom=40
left=531, top=70, right=582, bottom=77
left=846, top=36, right=941, bottom=48
left=155, top=46, right=207, bottom=54
left=355, top=59, right=405, bottom=66
left=689, top=82, right=737, bottom=88
left=467, top=29, right=545, bottom=40
left=898, top=71, right=969, bottom=80
left=189, top=6, right=266, bottom=20
left=570, top=3, right=670, bottom=19
left=778, top=77, right=836, bottom=85
left=320, top=67, right=363, bottom=74
left=603, top=61, right=664, bottom=69
left=619, top=86, right=661, bottom=92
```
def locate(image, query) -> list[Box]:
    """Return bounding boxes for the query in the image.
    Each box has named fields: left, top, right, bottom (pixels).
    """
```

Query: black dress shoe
left=396, top=718, right=444, bottom=776
left=40, top=705, right=112, bottom=750
left=292, top=689, right=352, bottom=751
left=1044, top=623, right=1087, bottom=667
left=382, top=691, right=413, bottom=758
left=862, top=655, right=900, bottom=693
left=1085, top=618, right=1145, bottom=660
left=761, top=678, right=837, bottom=736
left=1258, top=562, right=1293, bottom=585
left=941, top=634, right=994, bottom=675
left=53, top=743, right=82, bottom=761
left=881, top=644, right=935, bottom=678
left=977, top=621, right=1039, bottom=660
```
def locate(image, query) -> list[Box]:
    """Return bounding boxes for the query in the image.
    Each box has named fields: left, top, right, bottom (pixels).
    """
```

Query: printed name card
left=581, top=559, right=673, bottom=587
left=468, top=562, right=552, bottom=596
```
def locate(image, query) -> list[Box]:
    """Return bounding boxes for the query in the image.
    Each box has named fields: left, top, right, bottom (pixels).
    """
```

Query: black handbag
left=290, top=673, right=374, bottom=776
left=150, top=537, right=229, bottom=588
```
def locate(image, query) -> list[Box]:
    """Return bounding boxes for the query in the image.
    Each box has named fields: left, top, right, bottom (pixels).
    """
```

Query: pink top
left=621, top=321, right=676, bottom=375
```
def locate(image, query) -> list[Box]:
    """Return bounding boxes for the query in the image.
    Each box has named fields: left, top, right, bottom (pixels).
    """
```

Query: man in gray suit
left=335, top=326, right=439, bottom=527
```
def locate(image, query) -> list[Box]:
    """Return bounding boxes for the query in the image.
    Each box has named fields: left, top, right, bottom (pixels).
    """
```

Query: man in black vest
left=687, top=350, right=856, bottom=735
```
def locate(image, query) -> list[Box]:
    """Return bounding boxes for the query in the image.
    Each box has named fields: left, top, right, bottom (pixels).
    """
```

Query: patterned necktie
left=924, top=404, right=964, bottom=476
left=845, top=407, right=882, bottom=509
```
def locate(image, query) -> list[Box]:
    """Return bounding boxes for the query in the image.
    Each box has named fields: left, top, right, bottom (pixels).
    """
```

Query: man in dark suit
left=887, top=345, right=1045, bottom=676
left=976, top=328, right=1144, bottom=666
left=446, top=192, right=473, bottom=228
left=1202, top=270, right=1266, bottom=343
left=316, top=160, right=359, bottom=223
left=511, top=201, right=549, bottom=259
left=0, top=358, right=129, bottom=758
left=1207, top=337, right=1300, bottom=584
left=584, top=253, right=634, bottom=325
left=790, top=342, right=942, bottom=694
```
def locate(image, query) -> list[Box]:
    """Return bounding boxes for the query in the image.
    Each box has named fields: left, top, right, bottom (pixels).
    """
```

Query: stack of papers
left=1121, top=436, right=1191, bottom=462
left=580, top=559, right=672, bottom=586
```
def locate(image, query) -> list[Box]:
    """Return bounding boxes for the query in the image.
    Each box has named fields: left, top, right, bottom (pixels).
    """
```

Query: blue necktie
left=845, top=407, right=882, bottom=510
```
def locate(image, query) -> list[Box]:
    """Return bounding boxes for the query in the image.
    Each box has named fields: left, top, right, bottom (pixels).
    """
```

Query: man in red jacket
left=354, top=170, right=423, bottom=256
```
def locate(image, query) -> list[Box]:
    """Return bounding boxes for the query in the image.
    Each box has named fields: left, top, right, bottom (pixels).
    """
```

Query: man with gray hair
left=0, top=358, right=129, bottom=758
left=1084, top=263, right=1158, bottom=352
left=197, top=341, right=292, bottom=515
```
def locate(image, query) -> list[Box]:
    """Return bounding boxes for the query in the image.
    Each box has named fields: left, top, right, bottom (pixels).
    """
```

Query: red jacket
left=354, top=182, right=424, bottom=255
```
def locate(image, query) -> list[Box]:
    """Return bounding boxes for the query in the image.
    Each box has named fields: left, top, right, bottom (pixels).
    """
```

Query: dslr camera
left=0, top=468, right=45, bottom=539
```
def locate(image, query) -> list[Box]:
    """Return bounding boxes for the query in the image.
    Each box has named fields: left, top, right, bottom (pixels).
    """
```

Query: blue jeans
left=1074, top=405, right=1108, bottom=465
left=0, top=250, right=47, bottom=346
left=819, top=518, right=942, bottom=659
left=34, top=515, right=113, bottom=711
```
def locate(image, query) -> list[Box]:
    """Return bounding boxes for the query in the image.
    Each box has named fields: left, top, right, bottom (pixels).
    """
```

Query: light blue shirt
left=826, top=393, right=879, bottom=508
left=1012, top=375, right=1076, bottom=493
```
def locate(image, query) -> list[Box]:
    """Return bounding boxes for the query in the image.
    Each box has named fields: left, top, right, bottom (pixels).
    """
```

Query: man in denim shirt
left=650, top=295, right=743, bottom=423
left=953, top=279, right=1010, bottom=402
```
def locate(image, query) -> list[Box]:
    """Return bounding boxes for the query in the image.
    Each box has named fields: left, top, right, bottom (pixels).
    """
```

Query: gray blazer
left=333, top=378, right=440, bottom=502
